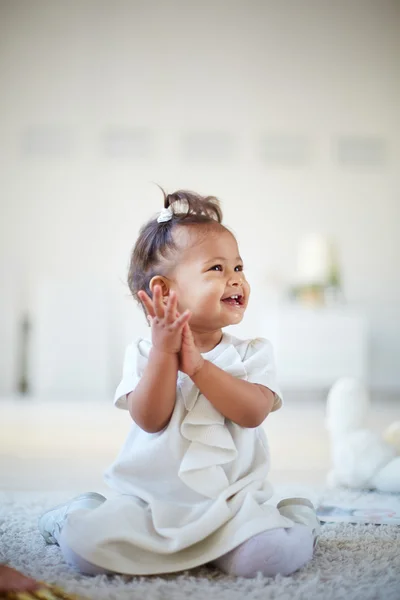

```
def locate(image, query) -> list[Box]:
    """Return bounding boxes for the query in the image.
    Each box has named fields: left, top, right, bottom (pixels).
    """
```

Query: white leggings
left=57, top=523, right=314, bottom=578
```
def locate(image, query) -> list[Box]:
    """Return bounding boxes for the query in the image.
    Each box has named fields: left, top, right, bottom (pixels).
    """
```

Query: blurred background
left=0, top=0, right=399, bottom=490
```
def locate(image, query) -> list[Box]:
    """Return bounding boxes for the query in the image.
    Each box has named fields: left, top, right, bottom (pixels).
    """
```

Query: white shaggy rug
left=1, top=488, right=399, bottom=600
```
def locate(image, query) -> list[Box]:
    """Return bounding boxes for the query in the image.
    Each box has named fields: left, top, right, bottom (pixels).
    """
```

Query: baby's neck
left=191, top=329, right=223, bottom=354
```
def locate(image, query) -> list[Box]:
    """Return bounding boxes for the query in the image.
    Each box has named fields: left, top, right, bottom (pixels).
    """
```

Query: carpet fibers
left=0, top=489, right=399, bottom=600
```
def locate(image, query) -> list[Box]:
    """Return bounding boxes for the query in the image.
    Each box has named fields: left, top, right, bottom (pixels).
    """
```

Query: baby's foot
left=38, top=492, right=106, bottom=544
left=277, top=497, right=321, bottom=547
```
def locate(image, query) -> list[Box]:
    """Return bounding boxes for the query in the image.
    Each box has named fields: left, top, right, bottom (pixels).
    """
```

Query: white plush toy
left=325, top=377, right=400, bottom=492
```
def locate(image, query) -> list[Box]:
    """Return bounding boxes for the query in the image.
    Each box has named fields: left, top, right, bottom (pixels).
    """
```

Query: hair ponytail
left=128, top=188, right=224, bottom=304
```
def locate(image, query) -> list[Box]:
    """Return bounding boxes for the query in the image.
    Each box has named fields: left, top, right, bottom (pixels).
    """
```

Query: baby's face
left=167, top=225, right=250, bottom=332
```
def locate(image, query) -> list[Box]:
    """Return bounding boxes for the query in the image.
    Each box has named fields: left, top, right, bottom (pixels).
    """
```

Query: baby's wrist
left=190, top=357, right=206, bottom=379
left=150, top=347, right=179, bottom=362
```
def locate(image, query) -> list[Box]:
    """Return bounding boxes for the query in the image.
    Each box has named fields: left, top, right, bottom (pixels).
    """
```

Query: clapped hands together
left=137, top=286, right=204, bottom=377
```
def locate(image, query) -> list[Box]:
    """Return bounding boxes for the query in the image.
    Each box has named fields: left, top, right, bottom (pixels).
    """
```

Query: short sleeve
left=114, top=341, right=141, bottom=410
left=242, top=338, right=283, bottom=411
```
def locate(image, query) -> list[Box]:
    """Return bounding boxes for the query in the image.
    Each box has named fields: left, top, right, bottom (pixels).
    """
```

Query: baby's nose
left=230, top=274, right=243, bottom=285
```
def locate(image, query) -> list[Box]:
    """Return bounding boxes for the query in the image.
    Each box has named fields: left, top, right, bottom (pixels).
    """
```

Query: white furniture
left=262, top=306, right=369, bottom=389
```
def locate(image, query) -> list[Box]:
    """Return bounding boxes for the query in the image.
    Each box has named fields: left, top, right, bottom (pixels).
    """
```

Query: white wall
left=0, top=0, right=399, bottom=394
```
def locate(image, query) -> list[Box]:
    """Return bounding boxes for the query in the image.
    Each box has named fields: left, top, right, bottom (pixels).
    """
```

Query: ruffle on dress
left=177, top=344, right=248, bottom=499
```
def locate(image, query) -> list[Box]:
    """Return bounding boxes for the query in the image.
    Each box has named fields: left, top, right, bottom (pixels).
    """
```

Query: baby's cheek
left=174, top=293, right=189, bottom=314
left=178, top=291, right=201, bottom=312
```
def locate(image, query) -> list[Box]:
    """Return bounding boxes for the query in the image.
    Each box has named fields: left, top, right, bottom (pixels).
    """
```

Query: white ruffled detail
left=157, top=206, right=173, bottom=223
left=178, top=345, right=248, bottom=499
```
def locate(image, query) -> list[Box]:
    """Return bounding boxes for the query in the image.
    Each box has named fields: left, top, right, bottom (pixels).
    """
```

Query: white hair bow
left=157, top=206, right=173, bottom=223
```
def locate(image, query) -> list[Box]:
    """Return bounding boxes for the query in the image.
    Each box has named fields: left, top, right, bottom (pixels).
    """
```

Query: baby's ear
left=149, top=275, right=170, bottom=304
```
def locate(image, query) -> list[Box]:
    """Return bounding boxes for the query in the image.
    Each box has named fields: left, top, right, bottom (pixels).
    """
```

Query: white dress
left=62, top=333, right=294, bottom=575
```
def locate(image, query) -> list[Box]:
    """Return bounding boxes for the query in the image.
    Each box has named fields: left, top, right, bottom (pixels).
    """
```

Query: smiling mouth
left=221, top=294, right=245, bottom=307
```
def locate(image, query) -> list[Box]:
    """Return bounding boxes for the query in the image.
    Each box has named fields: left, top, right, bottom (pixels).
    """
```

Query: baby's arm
left=129, top=286, right=191, bottom=433
left=181, top=324, right=275, bottom=428
left=127, top=349, right=179, bottom=433
left=192, top=361, right=275, bottom=428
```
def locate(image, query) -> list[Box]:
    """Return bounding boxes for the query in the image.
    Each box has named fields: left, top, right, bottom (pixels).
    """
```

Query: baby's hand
left=138, top=286, right=191, bottom=355
left=179, top=323, right=204, bottom=378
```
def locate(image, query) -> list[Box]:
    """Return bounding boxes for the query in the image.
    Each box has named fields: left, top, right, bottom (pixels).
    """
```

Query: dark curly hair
left=128, top=189, right=225, bottom=305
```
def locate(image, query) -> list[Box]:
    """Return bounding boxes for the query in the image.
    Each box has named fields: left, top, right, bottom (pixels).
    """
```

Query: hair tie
left=157, top=206, right=173, bottom=223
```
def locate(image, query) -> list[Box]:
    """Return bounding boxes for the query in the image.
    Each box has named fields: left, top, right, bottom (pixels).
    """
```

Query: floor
left=0, top=393, right=398, bottom=492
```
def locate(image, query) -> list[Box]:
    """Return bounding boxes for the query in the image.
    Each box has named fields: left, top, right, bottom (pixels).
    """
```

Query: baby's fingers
left=153, top=285, right=165, bottom=319
left=137, top=290, right=156, bottom=318
left=165, top=291, right=178, bottom=324
left=182, top=321, right=194, bottom=340
left=172, top=309, right=191, bottom=329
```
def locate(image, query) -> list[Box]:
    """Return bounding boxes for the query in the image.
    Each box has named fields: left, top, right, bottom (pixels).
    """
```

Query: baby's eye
left=210, top=265, right=223, bottom=271
left=235, top=265, right=244, bottom=272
